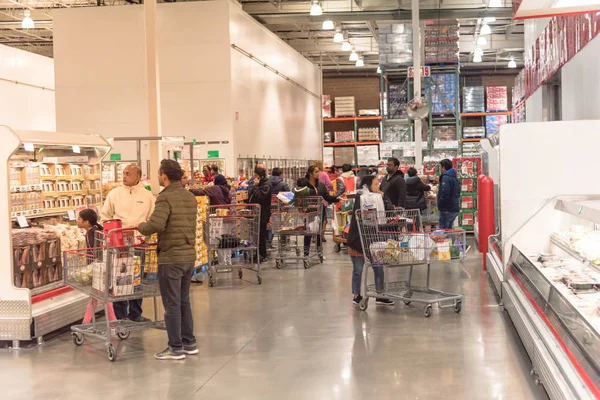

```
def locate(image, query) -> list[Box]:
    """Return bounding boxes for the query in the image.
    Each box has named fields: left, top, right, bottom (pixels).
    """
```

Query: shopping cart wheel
left=275, top=259, right=283, bottom=269
left=238, top=269, right=243, bottom=279
left=453, top=300, right=462, bottom=313
left=334, top=243, right=341, bottom=253
left=107, top=343, right=117, bottom=362
left=296, top=248, right=301, bottom=257
left=358, top=298, right=369, bottom=311
left=303, top=260, right=310, bottom=269
left=423, top=304, right=432, bottom=318
left=72, top=332, right=84, bottom=346
left=403, top=300, right=411, bottom=306
left=117, top=331, right=130, bottom=340
left=257, top=273, right=262, bottom=285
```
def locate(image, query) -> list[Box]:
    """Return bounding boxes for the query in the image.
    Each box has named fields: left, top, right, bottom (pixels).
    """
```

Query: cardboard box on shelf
left=334, top=147, right=356, bottom=166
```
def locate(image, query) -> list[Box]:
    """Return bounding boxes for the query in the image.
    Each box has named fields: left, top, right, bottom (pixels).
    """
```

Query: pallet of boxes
left=334, top=96, right=355, bottom=117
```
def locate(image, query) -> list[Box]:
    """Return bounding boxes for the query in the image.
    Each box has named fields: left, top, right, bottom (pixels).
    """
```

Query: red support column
left=477, top=175, right=495, bottom=271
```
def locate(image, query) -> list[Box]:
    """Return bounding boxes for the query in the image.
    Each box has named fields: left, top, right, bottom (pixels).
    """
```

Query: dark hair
left=359, top=175, right=376, bottom=191
left=408, top=167, right=418, bottom=177
left=254, top=167, right=266, bottom=179
left=440, top=159, right=453, bottom=171
left=159, top=159, right=184, bottom=182
left=271, top=167, right=282, bottom=177
left=388, top=157, right=400, bottom=167
left=214, top=175, right=228, bottom=187
left=79, top=209, right=102, bottom=229
left=297, top=178, right=308, bottom=188
left=305, top=165, right=317, bottom=179
left=211, top=165, right=219, bottom=174
left=342, top=163, right=352, bottom=172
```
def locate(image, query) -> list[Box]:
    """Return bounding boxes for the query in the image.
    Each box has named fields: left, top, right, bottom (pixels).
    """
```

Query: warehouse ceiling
left=0, top=0, right=523, bottom=73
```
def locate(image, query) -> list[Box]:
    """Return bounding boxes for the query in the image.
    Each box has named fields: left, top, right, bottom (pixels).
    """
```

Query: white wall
left=523, top=18, right=550, bottom=123
left=0, top=45, right=55, bottom=131
left=229, top=1, right=321, bottom=161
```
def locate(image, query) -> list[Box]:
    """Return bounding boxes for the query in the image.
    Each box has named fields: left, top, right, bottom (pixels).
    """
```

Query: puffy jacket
left=138, top=183, right=197, bottom=265
left=305, top=180, right=338, bottom=204
left=249, top=178, right=272, bottom=223
left=270, top=176, right=290, bottom=195
left=405, top=176, right=431, bottom=211
left=381, top=170, right=406, bottom=208
left=190, top=185, right=231, bottom=205
left=437, top=168, right=461, bottom=213
left=347, top=190, right=394, bottom=254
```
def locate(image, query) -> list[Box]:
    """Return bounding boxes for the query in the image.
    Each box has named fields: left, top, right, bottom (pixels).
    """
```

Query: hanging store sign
left=408, top=66, right=431, bottom=79
left=207, top=150, right=219, bottom=158
left=110, top=153, right=121, bottom=161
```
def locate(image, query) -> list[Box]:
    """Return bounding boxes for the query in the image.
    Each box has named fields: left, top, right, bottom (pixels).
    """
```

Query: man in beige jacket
left=101, top=164, right=155, bottom=322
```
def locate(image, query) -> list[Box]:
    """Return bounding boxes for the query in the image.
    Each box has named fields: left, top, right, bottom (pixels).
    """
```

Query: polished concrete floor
left=0, top=241, right=548, bottom=400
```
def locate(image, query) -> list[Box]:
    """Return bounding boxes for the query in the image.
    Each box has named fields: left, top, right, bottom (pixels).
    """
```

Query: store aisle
left=0, top=244, right=547, bottom=400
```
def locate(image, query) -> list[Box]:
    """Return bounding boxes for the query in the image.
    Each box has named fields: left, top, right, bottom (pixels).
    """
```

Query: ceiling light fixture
left=341, top=41, right=352, bottom=51
left=356, top=58, right=364, bottom=67
left=508, top=57, right=517, bottom=68
left=322, top=20, right=334, bottom=30
left=473, top=54, right=483, bottom=63
left=310, top=0, right=323, bottom=16
left=333, top=30, right=344, bottom=43
left=483, top=16, right=496, bottom=23
left=22, top=10, right=34, bottom=29
left=477, top=36, right=488, bottom=46
left=474, top=47, right=484, bottom=57
left=480, top=23, right=492, bottom=35
left=349, top=51, right=359, bottom=62
left=489, top=0, right=502, bottom=7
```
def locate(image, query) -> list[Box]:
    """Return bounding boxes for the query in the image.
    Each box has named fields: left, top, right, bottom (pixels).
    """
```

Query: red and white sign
left=408, top=66, right=431, bottom=79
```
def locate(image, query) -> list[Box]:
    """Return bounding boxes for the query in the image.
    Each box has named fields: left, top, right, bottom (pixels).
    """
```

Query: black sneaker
left=260, top=256, right=268, bottom=263
left=130, top=315, right=152, bottom=323
left=375, top=298, right=395, bottom=306
left=154, top=347, right=185, bottom=360
left=182, top=344, right=199, bottom=355
left=353, top=295, right=363, bottom=306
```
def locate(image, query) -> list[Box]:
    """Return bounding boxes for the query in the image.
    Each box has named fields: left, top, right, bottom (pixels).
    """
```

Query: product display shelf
left=453, top=157, right=481, bottom=232
left=1, top=127, right=111, bottom=344
left=323, top=111, right=382, bottom=167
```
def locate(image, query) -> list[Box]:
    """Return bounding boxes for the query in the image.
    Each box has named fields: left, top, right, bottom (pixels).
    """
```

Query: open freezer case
left=0, top=127, right=110, bottom=344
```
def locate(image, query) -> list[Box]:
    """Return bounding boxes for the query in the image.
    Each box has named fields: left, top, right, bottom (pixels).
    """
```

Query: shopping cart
left=272, top=196, right=324, bottom=269
left=355, top=209, right=465, bottom=317
left=203, top=204, right=261, bottom=287
left=421, top=198, right=439, bottom=229
left=64, top=228, right=163, bottom=362
left=332, top=196, right=355, bottom=253
left=267, top=194, right=279, bottom=250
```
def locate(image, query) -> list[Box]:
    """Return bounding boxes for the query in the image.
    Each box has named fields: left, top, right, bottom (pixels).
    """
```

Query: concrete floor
left=0, top=242, right=548, bottom=400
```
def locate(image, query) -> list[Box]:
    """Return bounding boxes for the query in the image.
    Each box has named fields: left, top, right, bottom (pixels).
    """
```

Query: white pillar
left=412, top=0, right=423, bottom=170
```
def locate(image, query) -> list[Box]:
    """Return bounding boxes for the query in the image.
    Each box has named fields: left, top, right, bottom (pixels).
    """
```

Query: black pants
left=304, top=234, right=322, bottom=256
left=259, top=220, right=268, bottom=259
left=158, top=263, right=196, bottom=351
left=114, top=298, right=143, bottom=320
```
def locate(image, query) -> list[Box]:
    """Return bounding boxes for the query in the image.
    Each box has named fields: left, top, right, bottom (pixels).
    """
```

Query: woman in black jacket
left=249, top=166, right=272, bottom=263
left=347, top=175, right=394, bottom=307
left=405, top=167, right=431, bottom=212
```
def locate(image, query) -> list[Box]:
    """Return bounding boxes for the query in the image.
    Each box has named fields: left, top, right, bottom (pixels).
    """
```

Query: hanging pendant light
left=477, top=36, right=488, bottom=46
left=333, top=30, right=344, bottom=43
left=310, top=1, right=323, bottom=16
left=22, top=10, right=34, bottom=29
left=341, top=41, right=352, bottom=51
left=356, top=58, right=364, bottom=67
left=480, top=23, right=492, bottom=36
left=349, top=51, right=359, bottom=62
left=322, top=20, right=334, bottom=30
left=474, top=47, right=484, bottom=57
left=473, top=54, right=483, bottom=63
left=508, top=57, right=517, bottom=68
left=483, top=16, right=496, bottom=23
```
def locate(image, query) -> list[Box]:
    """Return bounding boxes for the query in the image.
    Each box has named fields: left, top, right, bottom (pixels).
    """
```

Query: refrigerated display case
left=0, top=127, right=110, bottom=345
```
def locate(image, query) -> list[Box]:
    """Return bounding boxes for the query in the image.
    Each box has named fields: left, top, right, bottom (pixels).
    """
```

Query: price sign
left=16, top=215, right=29, bottom=228
left=67, top=210, right=77, bottom=221
left=408, top=66, right=431, bottom=79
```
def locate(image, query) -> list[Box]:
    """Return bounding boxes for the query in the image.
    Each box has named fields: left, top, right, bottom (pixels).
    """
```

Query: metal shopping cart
left=203, top=204, right=261, bottom=287
left=64, top=228, right=164, bottom=362
left=272, top=196, right=324, bottom=269
left=355, top=209, right=465, bottom=317
left=421, top=198, right=439, bottom=229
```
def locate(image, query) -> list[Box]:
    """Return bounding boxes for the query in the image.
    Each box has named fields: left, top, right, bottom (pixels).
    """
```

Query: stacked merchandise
left=378, top=24, right=413, bottom=66
left=324, top=132, right=333, bottom=143
left=512, top=106, right=526, bottom=123
left=358, top=109, right=379, bottom=116
left=357, top=146, right=380, bottom=166
left=462, top=87, right=485, bottom=113
left=424, top=22, right=460, bottom=64
left=334, top=131, right=354, bottom=143
left=425, top=73, right=457, bottom=115
left=334, top=97, right=355, bottom=117
left=322, top=95, right=332, bottom=118
left=513, top=70, right=525, bottom=106
left=358, top=127, right=379, bottom=141
left=388, top=84, right=408, bottom=119
left=486, top=86, right=508, bottom=112
left=486, top=115, right=508, bottom=135
left=432, top=126, right=457, bottom=141
left=193, top=196, right=209, bottom=278
left=383, top=125, right=411, bottom=142
left=462, top=127, right=486, bottom=139
left=423, top=161, right=439, bottom=177
left=334, top=148, right=356, bottom=166
left=462, top=142, right=480, bottom=155
left=453, top=157, right=481, bottom=231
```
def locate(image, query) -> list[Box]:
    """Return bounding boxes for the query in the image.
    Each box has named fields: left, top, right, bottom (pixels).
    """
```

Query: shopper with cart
left=138, top=159, right=198, bottom=360
left=249, top=166, right=272, bottom=263
left=190, top=174, right=231, bottom=205
left=405, top=167, right=431, bottom=213
left=100, top=164, right=155, bottom=323
left=269, top=167, right=290, bottom=194
left=437, top=159, right=461, bottom=229
left=347, top=175, right=395, bottom=307
left=381, top=157, right=406, bottom=209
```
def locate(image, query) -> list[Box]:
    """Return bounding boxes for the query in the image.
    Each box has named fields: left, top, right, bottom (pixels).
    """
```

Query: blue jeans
left=351, top=255, right=384, bottom=295
left=439, top=211, right=459, bottom=229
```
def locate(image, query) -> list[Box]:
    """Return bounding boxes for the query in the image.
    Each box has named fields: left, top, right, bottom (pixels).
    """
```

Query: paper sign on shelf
left=67, top=210, right=77, bottom=221
left=403, top=147, right=416, bottom=157
left=17, top=215, right=29, bottom=228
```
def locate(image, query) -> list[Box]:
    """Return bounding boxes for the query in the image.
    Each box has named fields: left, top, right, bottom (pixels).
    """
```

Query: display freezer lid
left=555, top=197, right=600, bottom=225
left=8, top=128, right=110, bottom=148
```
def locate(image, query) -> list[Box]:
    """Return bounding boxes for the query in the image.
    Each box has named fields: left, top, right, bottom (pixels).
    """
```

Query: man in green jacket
left=138, top=159, right=198, bottom=360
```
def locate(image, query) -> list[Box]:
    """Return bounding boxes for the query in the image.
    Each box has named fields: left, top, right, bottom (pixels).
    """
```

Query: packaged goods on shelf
left=432, top=125, right=457, bottom=141
left=323, top=147, right=334, bottom=168
left=13, top=227, right=63, bottom=290
left=462, top=127, right=486, bottom=139
left=388, top=84, right=408, bottom=119
left=358, top=109, right=379, bottom=116
left=357, top=145, right=380, bottom=166
left=334, top=147, right=356, bottom=166
left=459, top=209, right=476, bottom=230
left=324, top=132, right=332, bottom=143
left=512, top=104, right=526, bottom=123
left=194, top=196, right=209, bottom=276
left=461, top=142, right=480, bottom=155
left=454, top=158, right=481, bottom=179
left=334, top=96, right=356, bottom=117
left=460, top=194, right=478, bottom=209
left=322, top=95, right=332, bottom=118
left=424, top=23, right=459, bottom=64
left=424, top=73, right=457, bottom=115
left=513, top=69, right=525, bottom=106
left=462, top=87, right=485, bottom=113
left=486, top=115, right=508, bottom=135
left=423, top=161, right=439, bottom=176
left=358, top=127, right=380, bottom=141
left=486, top=86, right=508, bottom=112
left=378, top=23, right=413, bottom=66
left=430, top=150, right=458, bottom=159
left=334, top=131, right=354, bottom=143
left=383, top=125, right=411, bottom=142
